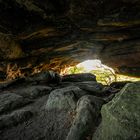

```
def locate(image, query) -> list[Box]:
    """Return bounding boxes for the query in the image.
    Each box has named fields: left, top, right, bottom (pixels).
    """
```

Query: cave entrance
left=61, top=59, right=140, bottom=85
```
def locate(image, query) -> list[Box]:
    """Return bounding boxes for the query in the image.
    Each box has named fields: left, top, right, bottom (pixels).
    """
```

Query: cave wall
left=0, top=0, right=140, bottom=77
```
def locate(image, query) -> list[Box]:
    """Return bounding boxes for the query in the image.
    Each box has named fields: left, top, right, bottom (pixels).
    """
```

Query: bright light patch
left=77, top=59, right=115, bottom=74
left=77, top=60, right=101, bottom=72
left=62, top=59, right=140, bottom=85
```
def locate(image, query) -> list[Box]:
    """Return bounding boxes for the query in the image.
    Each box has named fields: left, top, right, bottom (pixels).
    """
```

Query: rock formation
left=0, top=1, right=140, bottom=140
left=93, top=82, right=140, bottom=140
left=0, top=0, right=140, bottom=77
left=0, top=72, right=139, bottom=140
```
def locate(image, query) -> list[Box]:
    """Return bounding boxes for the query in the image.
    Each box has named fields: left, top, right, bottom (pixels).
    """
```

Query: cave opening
left=61, top=59, right=140, bottom=85
left=0, top=0, right=140, bottom=140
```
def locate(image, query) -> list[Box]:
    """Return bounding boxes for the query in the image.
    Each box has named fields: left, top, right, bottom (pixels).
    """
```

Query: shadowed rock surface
left=0, top=72, right=139, bottom=140
left=62, top=73, right=96, bottom=82
left=93, top=82, right=140, bottom=140
left=66, top=95, right=105, bottom=140
left=0, top=0, right=140, bottom=77
left=0, top=0, right=140, bottom=140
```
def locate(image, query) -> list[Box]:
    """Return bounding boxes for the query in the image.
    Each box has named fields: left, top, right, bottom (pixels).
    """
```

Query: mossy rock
left=93, top=82, right=140, bottom=140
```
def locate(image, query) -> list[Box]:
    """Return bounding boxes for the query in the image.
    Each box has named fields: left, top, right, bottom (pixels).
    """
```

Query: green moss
left=66, top=65, right=140, bottom=85
left=67, top=67, right=116, bottom=85
left=67, top=66, right=85, bottom=74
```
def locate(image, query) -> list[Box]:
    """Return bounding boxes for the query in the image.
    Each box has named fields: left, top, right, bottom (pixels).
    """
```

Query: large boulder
left=45, top=86, right=86, bottom=110
left=14, top=85, right=52, bottom=99
left=74, top=81, right=104, bottom=95
left=26, top=71, right=62, bottom=84
left=93, top=82, right=140, bottom=140
left=62, top=73, right=96, bottom=82
left=59, top=81, right=105, bottom=95
left=0, top=93, right=31, bottom=114
left=66, top=95, right=105, bottom=140
left=0, top=109, right=33, bottom=129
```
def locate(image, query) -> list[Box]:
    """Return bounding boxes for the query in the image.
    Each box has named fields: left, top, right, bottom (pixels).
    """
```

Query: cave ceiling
left=0, top=0, right=140, bottom=76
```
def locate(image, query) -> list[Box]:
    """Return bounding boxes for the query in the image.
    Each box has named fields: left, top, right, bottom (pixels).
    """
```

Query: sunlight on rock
left=77, top=60, right=115, bottom=73
left=64, top=60, right=140, bottom=85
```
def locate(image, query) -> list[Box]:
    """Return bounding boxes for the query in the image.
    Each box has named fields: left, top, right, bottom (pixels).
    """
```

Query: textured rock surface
left=0, top=109, right=33, bottom=129
left=0, top=72, right=106, bottom=140
left=62, top=73, right=96, bottom=82
left=93, top=82, right=140, bottom=140
left=66, top=95, right=104, bottom=140
left=0, top=93, right=31, bottom=114
left=15, top=85, right=52, bottom=99
left=0, top=0, right=140, bottom=76
left=26, top=70, right=62, bottom=83
left=0, top=72, right=139, bottom=140
left=46, top=86, right=86, bottom=110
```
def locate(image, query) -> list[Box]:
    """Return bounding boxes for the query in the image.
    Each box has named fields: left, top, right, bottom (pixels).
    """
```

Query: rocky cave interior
left=0, top=0, right=140, bottom=140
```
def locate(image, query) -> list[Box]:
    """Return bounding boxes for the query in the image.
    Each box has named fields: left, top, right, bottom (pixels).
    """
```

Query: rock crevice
left=0, top=72, right=139, bottom=140
left=0, top=0, right=140, bottom=76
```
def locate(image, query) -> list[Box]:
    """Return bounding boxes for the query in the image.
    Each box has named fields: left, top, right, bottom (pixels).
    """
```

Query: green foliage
left=68, top=66, right=85, bottom=74
left=67, top=65, right=140, bottom=85
left=91, top=70, right=116, bottom=85
left=67, top=66, right=116, bottom=85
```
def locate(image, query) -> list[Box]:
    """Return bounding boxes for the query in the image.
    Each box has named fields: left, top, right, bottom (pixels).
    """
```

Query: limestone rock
left=62, top=73, right=96, bottom=82
left=66, top=95, right=105, bottom=140
left=0, top=93, right=31, bottom=114
left=0, top=109, right=33, bottom=129
left=58, top=81, right=106, bottom=97
left=110, top=81, right=132, bottom=89
left=74, top=81, right=104, bottom=95
left=0, top=70, right=139, bottom=140
left=0, top=78, right=26, bottom=90
left=0, top=33, right=23, bottom=60
left=15, top=85, right=52, bottom=99
left=46, top=86, right=86, bottom=110
left=93, top=82, right=140, bottom=140
left=26, top=70, right=62, bottom=84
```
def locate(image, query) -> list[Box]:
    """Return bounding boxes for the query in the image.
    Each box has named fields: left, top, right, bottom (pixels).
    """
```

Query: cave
left=0, top=0, right=140, bottom=140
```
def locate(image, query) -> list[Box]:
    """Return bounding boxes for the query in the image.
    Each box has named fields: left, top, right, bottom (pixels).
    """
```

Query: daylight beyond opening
left=61, top=60, right=140, bottom=85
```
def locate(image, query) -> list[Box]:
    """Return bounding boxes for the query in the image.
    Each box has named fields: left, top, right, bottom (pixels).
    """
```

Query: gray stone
left=26, top=70, right=62, bottom=84
left=62, top=73, right=96, bottom=82
left=15, top=85, right=52, bottom=99
left=93, top=82, right=140, bottom=140
left=66, top=95, right=105, bottom=140
left=0, top=109, right=33, bottom=129
left=59, top=81, right=104, bottom=95
left=110, top=81, right=132, bottom=89
left=75, top=81, right=104, bottom=95
left=0, top=93, right=31, bottom=114
left=0, top=78, right=25, bottom=90
left=46, top=86, right=86, bottom=110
